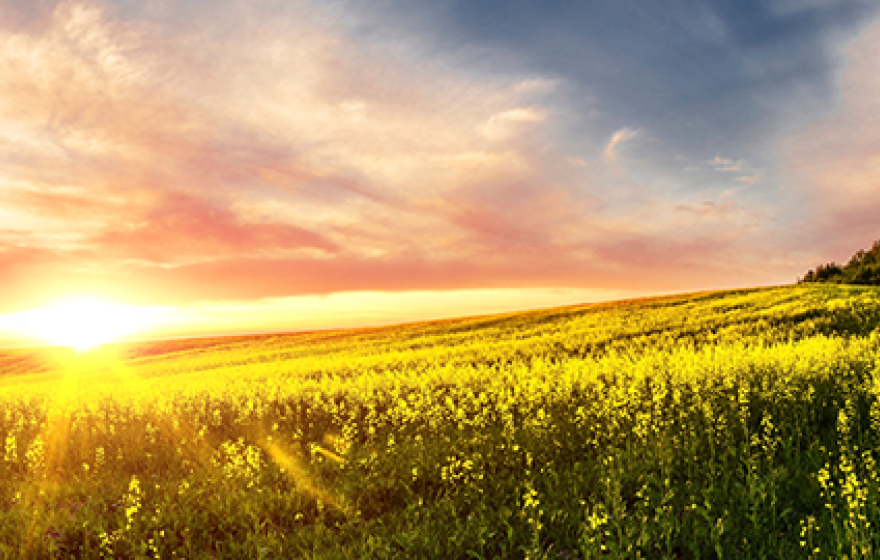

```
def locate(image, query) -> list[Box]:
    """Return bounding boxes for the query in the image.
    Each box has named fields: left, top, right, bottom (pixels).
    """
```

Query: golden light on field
left=2, top=295, right=171, bottom=352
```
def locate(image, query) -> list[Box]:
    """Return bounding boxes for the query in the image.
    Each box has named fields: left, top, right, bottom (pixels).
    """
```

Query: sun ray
left=262, top=439, right=351, bottom=515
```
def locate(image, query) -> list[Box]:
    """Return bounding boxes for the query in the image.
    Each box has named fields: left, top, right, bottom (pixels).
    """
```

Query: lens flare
left=2, top=295, right=170, bottom=351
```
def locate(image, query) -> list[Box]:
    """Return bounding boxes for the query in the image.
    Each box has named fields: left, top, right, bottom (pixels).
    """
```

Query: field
left=2, top=284, right=880, bottom=558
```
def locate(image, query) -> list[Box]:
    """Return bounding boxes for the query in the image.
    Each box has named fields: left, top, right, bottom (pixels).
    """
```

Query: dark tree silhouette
left=799, top=240, right=880, bottom=285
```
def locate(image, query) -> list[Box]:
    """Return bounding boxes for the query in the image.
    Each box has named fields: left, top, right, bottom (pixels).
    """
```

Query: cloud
left=0, top=0, right=580, bottom=306
left=0, top=0, right=798, bottom=313
left=782, top=17, right=880, bottom=254
left=769, top=0, right=867, bottom=17
left=603, top=127, right=639, bottom=161
left=708, top=157, right=742, bottom=172
left=737, top=174, right=764, bottom=183
left=482, top=107, right=546, bottom=141
left=512, top=78, right=558, bottom=95
left=687, top=156, right=764, bottom=182
left=674, top=200, right=762, bottom=224
left=88, top=191, right=339, bottom=263
left=76, top=242, right=777, bottom=306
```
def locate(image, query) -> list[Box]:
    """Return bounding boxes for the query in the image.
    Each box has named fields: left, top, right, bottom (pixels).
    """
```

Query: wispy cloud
left=737, top=174, right=764, bottom=183
left=782, top=17, right=880, bottom=254
left=481, top=107, right=546, bottom=141
left=769, top=0, right=864, bottom=17
left=685, top=156, right=764, bottom=183
left=708, top=157, right=743, bottom=172
left=0, top=0, right=853, bottom=314
left=603, top=127, right=639, bottom=161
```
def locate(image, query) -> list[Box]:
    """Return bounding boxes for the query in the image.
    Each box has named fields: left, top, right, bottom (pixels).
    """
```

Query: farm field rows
left=2, top=284, right=880, bottom=558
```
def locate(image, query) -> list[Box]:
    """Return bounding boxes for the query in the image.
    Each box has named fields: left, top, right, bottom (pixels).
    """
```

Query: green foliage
left=1, top=284, right=880, bottom=557
left=800, top=239, right=880, bottom=285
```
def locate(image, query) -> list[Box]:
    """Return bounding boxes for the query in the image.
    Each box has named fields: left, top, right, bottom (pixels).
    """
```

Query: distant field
left=2, top=284, right=880, bottom=558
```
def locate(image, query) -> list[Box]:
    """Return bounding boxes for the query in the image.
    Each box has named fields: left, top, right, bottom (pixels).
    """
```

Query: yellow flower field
left=1, top=284, right=880, bottom=558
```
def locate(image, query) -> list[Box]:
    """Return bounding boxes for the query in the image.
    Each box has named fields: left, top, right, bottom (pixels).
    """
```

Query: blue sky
left=338, top=0, right=875, bottom=179
left=0, top=0, right=879, bottom=335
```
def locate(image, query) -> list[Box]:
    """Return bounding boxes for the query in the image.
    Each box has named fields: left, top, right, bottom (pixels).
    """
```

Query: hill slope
left=3, top=283, right=877, bottom=385
left=1, top=284, right=880, bottom=558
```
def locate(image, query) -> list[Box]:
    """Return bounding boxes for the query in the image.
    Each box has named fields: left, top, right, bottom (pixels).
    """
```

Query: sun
left=9, top=295, right=166, bottom=352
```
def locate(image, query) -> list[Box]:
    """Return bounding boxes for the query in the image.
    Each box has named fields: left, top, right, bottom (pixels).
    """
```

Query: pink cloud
left=92, top=247, right=774, bottom=306
left=88, top=191, right=339, bottom=262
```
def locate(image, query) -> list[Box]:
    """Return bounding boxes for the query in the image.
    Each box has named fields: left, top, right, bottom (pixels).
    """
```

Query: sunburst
left=6, top=295, right=168, bottom=351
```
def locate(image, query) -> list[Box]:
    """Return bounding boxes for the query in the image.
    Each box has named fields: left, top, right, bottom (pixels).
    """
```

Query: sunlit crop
left=1, top=284, right=880, bottom=558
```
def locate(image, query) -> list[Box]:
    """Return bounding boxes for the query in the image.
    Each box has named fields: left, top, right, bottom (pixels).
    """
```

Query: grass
left=1, top=284, right=880, bottom=558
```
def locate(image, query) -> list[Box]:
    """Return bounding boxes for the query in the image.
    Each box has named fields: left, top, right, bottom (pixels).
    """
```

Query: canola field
left=2, top=284, right=880, bottom=558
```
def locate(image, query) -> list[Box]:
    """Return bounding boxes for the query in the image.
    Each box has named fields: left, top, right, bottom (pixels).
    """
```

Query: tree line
left=799, top=239, right=880, bottom=285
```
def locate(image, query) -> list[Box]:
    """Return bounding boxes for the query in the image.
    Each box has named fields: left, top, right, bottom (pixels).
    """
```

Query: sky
left=1, top=0, right=880, bottom=342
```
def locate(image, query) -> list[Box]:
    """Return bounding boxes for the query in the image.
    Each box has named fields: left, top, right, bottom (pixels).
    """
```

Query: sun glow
left=3, top=295, right=170, bottom=351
